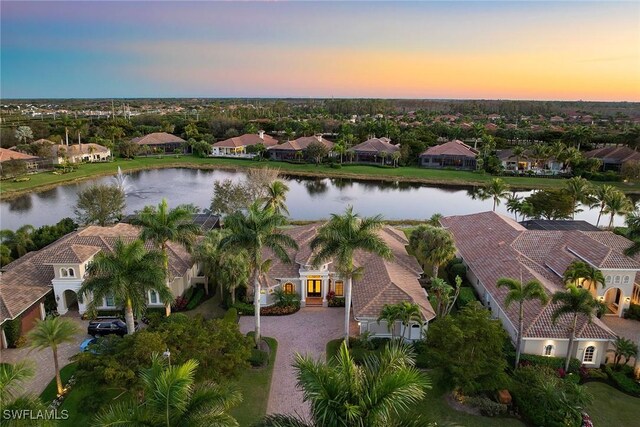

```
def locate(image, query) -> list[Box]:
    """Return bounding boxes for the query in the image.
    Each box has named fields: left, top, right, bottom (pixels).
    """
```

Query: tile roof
left=213, top=133, right=278, bottom=148
left=51, top=143, right=110, bottom=157
left=585, top=146, right=640, bottom=164
left=0, top=223, right=193, bottom=323
left=420, top=140, right=478, bottom=158
left=131, top=132, right=186, bottom=146
left=269, top=136, right=334, bottom=152
left=351, top=137, right=399, bottom=154
left=263, top=224, right=435, bottom=321
left=441, top=212, right=617, bottom=341
left=0, top=148, right=38, bottom=162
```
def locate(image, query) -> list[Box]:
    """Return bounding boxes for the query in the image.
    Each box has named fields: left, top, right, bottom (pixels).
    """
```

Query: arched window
left=544, top=344, right=554, bottom=357
left=606, top=275, right=611, bottom=284
left=67, top=268, right=75, bottom=277
left=623, top=275, right=630, bottom=285
left=60, top=268, right=68, bottom=278
left=583, top=346, right=596, bottom=363
left=614, top=276, right=621, bottom=284
left=283, top=283, right=294, bottom=294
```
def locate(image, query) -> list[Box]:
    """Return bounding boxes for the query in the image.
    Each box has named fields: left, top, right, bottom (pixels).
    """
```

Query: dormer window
left=623, top=276, right=630, bottom=285
left=68, top=268, right=75, bottom=277
left=60, top=268, right=68, bottom=277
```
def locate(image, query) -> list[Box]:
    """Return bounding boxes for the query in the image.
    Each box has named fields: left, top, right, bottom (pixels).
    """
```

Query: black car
left=87, top=319, right=137, bottom=337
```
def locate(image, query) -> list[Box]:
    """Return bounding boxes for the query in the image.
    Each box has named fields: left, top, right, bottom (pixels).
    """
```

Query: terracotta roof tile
left=420, top=140, right=477, bottom=158
left=0, top=148, right=38, bottom=162
left=131, top=132, right=186, bottom=146
left=213, top=133, right=278, bottom=148
left=351, top=137, right=399, bottom=154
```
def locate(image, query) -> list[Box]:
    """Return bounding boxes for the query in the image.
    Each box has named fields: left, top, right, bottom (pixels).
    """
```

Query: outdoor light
left=163, top=348, right=171, bottom=366
left=625, top=297, right=631, bottom=302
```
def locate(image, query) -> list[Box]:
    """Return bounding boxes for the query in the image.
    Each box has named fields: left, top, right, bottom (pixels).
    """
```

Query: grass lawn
left=230, top=336, right=278, bottom=427
left=583, top=381, right=640, bottom=427
left=39, top=363, right=78, bottom=404
left=3, top=155, right=638, bottom=198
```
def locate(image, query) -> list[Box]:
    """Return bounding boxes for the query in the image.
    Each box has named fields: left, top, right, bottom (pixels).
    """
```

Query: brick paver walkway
left=239, top=307, right=344, bottom=419
left=0, top=314, right=91, bottom=396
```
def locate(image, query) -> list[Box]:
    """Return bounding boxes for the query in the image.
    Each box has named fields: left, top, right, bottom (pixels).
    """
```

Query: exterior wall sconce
left=56, top=294, right=60, bottom=301
left=625, top=297, right=631, bottom=302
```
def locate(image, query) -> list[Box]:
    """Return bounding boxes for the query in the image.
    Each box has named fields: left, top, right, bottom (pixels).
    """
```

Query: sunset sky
left=1, top=1, right=639, bottom=101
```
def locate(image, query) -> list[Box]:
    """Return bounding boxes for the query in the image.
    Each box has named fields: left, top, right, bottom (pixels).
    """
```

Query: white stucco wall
left=522, top=338, right=609, bottom=367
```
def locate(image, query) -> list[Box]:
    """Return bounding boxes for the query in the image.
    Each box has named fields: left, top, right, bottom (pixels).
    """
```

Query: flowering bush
left=556, top=368, right=566, bottom=378
left=172, top=296, right=189, bottom=312
left=581, top=412, right=594, bottom=427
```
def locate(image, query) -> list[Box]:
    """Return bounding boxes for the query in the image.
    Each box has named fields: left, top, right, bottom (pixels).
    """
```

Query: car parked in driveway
left=80, top=337, right=98, bottom=352
left=87, top=319, right=137, bottom=337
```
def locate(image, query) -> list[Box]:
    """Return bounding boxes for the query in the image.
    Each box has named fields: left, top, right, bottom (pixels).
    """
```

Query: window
left=335, top=281, right=344, bottom=297
left=283, top=283, right=294, bottom=294
left=68, top=268, right=75, bottom=277
left=606, top=275, right=611, bottom=284
left=614, top=275, right=621, bottom=285
left=583, top=346, right=596, bottom=363
left=544, top=344, right=554, bottom=357
left=623, top=276, right=630, bottom=285
left=149, top=291, right=158, bottom=304
left=60, top=268, right=68, bottom=278
left=105, top=293, right=115, bottom=307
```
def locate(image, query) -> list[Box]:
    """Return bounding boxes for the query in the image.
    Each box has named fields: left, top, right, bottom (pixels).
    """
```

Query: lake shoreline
left=2, top=156, right=639, bottom=201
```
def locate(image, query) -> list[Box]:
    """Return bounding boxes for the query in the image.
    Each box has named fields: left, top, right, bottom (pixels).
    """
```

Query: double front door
left=307, top=279, right=322, bottom=297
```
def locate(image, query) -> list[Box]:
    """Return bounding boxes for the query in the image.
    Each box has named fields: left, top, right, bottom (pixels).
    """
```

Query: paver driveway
left=239, top=306, right=344, bottom=419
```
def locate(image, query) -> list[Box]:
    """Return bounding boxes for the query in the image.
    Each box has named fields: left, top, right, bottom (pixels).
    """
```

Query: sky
left=1, top=1, right=639, bottom=101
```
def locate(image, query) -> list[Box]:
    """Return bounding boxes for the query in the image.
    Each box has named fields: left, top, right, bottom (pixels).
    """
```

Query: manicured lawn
left=3, top=155, right=638, bottom=197
left=39, top=363, right=78, bottom=404
left=230, top=336, right=278, bottom=427
left=583, top=381, right=640, bottom=427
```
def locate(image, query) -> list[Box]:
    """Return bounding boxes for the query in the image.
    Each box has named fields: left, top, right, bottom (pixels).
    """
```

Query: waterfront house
left=584, top=146, right=640, bottom=172
left=497, top=149, right=563, bottom=174
left=256, top=223, right=435, bottom=340
left=51, top=143, right=111, bottom=164
left=350, top=137, right=400, bottom=164
left=440, top=211, right=640, bottom=367
left=131, top=132, right=188, bottom=154
left=211, top=131, right=278, bottom=157
left=267, top=135, right=334, bottom=161
left=419, top=140, right=477, bottom=170
left=0, top=147, right=40, bottom=176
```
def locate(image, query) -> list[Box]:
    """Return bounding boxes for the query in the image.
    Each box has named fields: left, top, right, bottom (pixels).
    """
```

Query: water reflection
left=7, top=196, right=32, bottom=212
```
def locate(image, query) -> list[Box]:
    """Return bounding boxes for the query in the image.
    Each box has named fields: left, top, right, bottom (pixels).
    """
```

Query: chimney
left=259, top=130, right=265, bottom=140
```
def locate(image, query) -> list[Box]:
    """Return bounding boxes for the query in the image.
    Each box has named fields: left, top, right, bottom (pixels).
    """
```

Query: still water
left=0, top=167, right=624, bottom=230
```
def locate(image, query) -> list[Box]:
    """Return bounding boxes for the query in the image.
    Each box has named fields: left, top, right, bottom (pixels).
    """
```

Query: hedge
left=456, top=287, right=477, bottom=308
left=464, top=396, right=507, bottom=417
left=604, top=365, right=640, bottom=397
left=518, top=353, right=581, bottom=373
left=186, top=289, right=205, bottom=310
left=231, top=302, right=300, bottom=316
left=3, top=318, right=21, bottom=348
left=328, top=297, right=345, bottom=307
left=623, top=303, right=640, bottom=321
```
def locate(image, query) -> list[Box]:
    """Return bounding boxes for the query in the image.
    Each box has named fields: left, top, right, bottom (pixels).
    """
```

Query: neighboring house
left=419, top=140, right=477, bottom=170
left=257, top=223, right=435, bottom=340
left=497, top=149, right=563, bottom=174
left=584, top=146, right=640, bottom=172
left=350, top=137, right=400, bottom=164
left=0, top=223, right=204, bottom=347
left=441, top=211, right=640, bottom=367
left=211, top=131, right=278, bottom=157
left=131, top=132, right=188, bottom=154
left=0, top=147, right=40, bottom=175
left=51, top=143, right=111, bottom=164
left=267, top=135, right=334, bottom=161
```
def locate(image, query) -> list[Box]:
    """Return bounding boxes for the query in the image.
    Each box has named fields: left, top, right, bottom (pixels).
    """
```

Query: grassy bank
left=3, top=155, right=639, bottom=199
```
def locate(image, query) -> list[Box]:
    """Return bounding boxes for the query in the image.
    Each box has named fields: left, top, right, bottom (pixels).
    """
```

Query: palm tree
left=512, top=145, right=526, bottom=171
left=14, top=126, right=33, bottom=144
left=480, top=178, right=510, bottom=211
left=27, top=317, right=79, bottom=396
left=260, top=341, right=430, bottom=427
left=221, top=202, right=298, bottom=345
left=591, top=185, right=616, bottom=227
left=624, top=210, right=640, bottom=256
left=497, top=278, right=549, bottom=368
left=192, top=229, right=226, bottom=296
left=0, top=225, right=35, bottom=258
left=79, top=239, right=170, bottom=334
left=562, top=261, right=605, bottom=292
left=506, top=194, right=523, bottom=221
left=603, top=189, right=633, bottom=228
left=377, top=304, right=402, bottom=340
left=94, top=355, right=241, bottom=427
left=612, top=336, right=638, bottom=367
left=564, top=177, right=592, bottom=219
left=217, top=251, right=250, bottom=305
left=391, top=151, right=401, bottom=167
left=262, top=180, right=290, bottom=215
left=311, top=207, right=392, bottom=342
left=550, top=285, right=597, bottom=371
left=408, top=225, right=456, bottom=278
left=396, top=302, right=423, bottom=341
left=0, top=362, right=53, bottom=426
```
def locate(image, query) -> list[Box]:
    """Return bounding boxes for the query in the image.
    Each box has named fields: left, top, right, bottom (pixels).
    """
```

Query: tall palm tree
left=480, top=178, right=510, bottom=211
left=217, top=251, right=250, bottom=305
left=603, top=189, right=633, bottom=228
left=512, top=145, right=526, bottom=171
left=262, top=180, right=290, bottom=215
left=377, top=304, right=402, bottom=340
left=562, top=261, right=605, bottom=292
left=408, top=225, right=456, bottom=279
left=497, top=278, right=549, bottom=368
left=0, top=224, right=35, bottom=258
left=564, top=177, right=592, bottom=220
left=550, top=285, right=597, bottom=371
left=259, top=341, right=430, bottom=427
left=311, top=207, right=392, bottom=342
left=192, top=230, right=226, bottom=296
left=612, top=336, right=638, bottom=367
left=94, top=355, right=241, bottom=427
left=506, top=193, right=523, bottom=221
left=397, top=302, right=423, bottom=341
left=591, top=185, right=616, bottom=227
left=79, top=239, right=170, bottom=334
left=220, top=202, right=298, bottom=345
left=27, top=317, right=79, bottom=396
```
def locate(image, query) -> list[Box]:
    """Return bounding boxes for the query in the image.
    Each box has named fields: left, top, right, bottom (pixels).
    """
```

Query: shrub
left=412, top=340, right=430, bottom=369
left=172, top=296, right=189, bottom=312
left=232, top=302, right=254, bottom=315
left=224, top=308, right=238, bottom=323
left=587, top=368, right=608, bottom=380
left=448, top=263, right=467, bottom=284
left=456, top=287, right=477, bottom=308
left=273, top=289, right=300, bottom=308
left=260, top=305, right=299, bottom=316
left=328, top=297, right=345, bottom=307
left=330, top=163, right=342, bottom=169
left=3, top=318, right=21, bottom=348
left=623, top=303, right=640, bottom=321
left=604, top=365, right=640, bottom=397
left=464, top=396, right=507, bottom=417
left=249, top=349, right=269, bottom=367
left=518, top=353, right=581, bottom=373
left=185, top=288, right=205, bottom=310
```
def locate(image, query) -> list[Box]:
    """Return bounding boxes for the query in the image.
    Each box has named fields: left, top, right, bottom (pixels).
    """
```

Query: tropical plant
left=562, top=261, right=605, bottom=291
left=310, top=207, right=392, bottom=342
left=0, top=362, right=53, bottom=426
left=550, top=285, right=597, bottom=371
left=590, top=185, right=616, bottom=227
left=0, top=243, right=12, bottom=267
left=14, top=126, right=33, bottom=144
left=613, top=336, right=638, bottom=367
left=496, top=277, right=549, bottom=368
left=430, top=276, right=462, bottom=318
left=27, top=316, right=79, bottom=396
left=603, top=189, right=633, bottom=228
left=564, top=177, right=592, bottom=219
left=479, top=178, right=510, bottom=211
left=408, top=225, right=456, bottom=278
left=506, top=193, right=523, bottom=221
left=220, top=202, right=297, bottom=345
left=74, top=184, right=126, bottom=226
left=262, top=180, right=290, bottom=215
left=217, top=251, right=250, bottom=305
left=377, top=304, right=402, bottom=340
left=396, top=302, right=423, bottom=341
left=260, top=341, right=430, bottom=427
left=0, top=224, right=35, bottom=258
left=94, top=355, right=242, bottom=427
left=624, top=210, right=640, bottom=256
left=79, top=239, right=170, bottom=334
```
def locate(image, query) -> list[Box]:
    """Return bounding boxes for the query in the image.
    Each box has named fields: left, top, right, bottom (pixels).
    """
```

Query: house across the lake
left=0, top=147, right=40, bottom=176
left=267, top=135, right=334, bottom=161
left=419, top=140, right=477, bottom=170
left=51, top=143, right=111, bottom=164
left=441, top=211, right=636, bottom=367
left=497, top=149, right=563, bottom=174
left=584, top=146, right=640, bottom=172
left=211, top=131, right=278, bottom=157
left=350, top=137, right=400, bottom=165
left=131, top=132, right=188, bottom=154
left=257, top=223, right=436, bottom=340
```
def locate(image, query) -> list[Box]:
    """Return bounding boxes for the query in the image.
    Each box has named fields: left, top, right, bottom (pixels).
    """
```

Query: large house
left=419, top=140, right=477, bottom=170
left=0, top=223, right=203, bottom=348
left=256, top=223, right=435, bottom=340
left=497, top=149, right=563, bottom=174
left=267, top=135, right=334, bottom=161
left=211, top=131, right=278, bottom=157
left=584, top=146, right=640, bottom=172
left=131, top=132, right=188, bottom=154
left=0, top=147, right=40, bottom=175
left=350, top=137, right=400, bottom=164
left=51, top=143, right=111, bottom=164
left=440, top=212, right=639, bottom=367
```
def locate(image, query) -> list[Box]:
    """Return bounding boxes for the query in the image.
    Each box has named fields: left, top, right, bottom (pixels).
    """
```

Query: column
left=300, top=277, right=307, bottom=307
left=322, top=276, right=328, bottom=307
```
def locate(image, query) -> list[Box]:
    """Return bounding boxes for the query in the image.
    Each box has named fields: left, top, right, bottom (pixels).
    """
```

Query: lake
left=0, top=167, right=625, bottom=230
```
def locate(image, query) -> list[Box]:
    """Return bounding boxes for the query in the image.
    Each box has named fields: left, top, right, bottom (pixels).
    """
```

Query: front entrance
left=603, top=287, right=623, bottom=316
left=307, top=279, right=322, bottom=297
left=63, top=289, right=79, bottom=312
